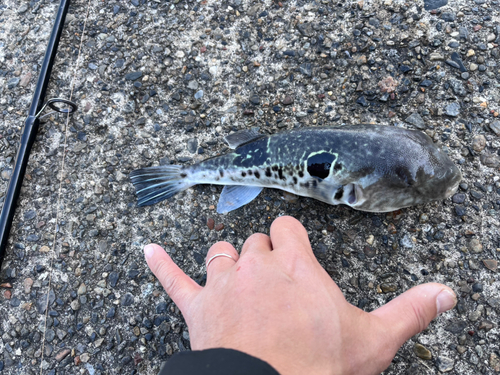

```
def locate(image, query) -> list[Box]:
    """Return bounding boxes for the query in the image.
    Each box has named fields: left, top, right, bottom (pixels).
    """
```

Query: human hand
left=144, top=216, right=456, bottom=375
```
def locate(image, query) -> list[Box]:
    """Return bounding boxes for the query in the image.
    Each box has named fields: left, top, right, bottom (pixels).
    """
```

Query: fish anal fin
left=217, top=185, right=263, bottom=214
left=224, top=128, right=264, bottom=149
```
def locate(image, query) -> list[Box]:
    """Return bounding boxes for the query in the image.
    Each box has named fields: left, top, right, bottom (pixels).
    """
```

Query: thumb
left=371, top=283, right=457, bottom=351
left=144, top=244, right=202, bottom=314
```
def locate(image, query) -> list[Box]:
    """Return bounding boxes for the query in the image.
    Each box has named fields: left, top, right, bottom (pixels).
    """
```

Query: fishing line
left=39, top=0, right=93, bottom=371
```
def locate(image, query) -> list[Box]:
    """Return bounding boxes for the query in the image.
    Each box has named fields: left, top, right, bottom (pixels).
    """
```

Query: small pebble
left=194, top=90, right=203, bottom=99
left=445, top=102, right=460, bottom=117
left=125, top=71, right=143, bottom=81
left=472, top=283, right=483, bottom=293
left=70, top=300, right=80, bottom=311
left=472, top=135, right=486, bottom=152
left=424, top=0, right=448, bottom=11
left=121, top=293, right=134, bottom=306
left=23, top=278, right=33, bottom=294
left=480, top=153, right=500, bottom=168
left=108, top=272, right=120, bottom=288
left=207, top=218, right=215, bottom=230
left=405, top=112, right=426, bottom=129
left=414, top=343, right=432, bottom=360
left=18, top=3, right=29, bottom=13
left=490, top=353, right=500, bottom=372
left=436, top=356, right=454, bottom=372
left=55, top=349, right=71, bottom=362
left=1, top=169, right=12, bottom=181
left=468, top=239, right=483, bottom=253
left=478, top=320, right=495, bottom=332
left=249, top=94, right=260, bottom=105
left=380, top=283, right=397, bottom=293
left=488, top=121, right=500, bottom=136
left=299, top=63, right=312, bottom=76
left=77, top=283, right=87, bottom=295
left=452, top=194, right=465, bottom=204
left=482, top=259, right=497, bottom=271
left=366, top=235, right=374, bottom=245
left=7, top=78, right=20, bottom=89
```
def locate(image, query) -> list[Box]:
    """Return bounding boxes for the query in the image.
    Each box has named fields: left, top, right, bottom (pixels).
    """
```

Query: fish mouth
left=444, top=180, right=460, bottom=198
left=443, top=166, right=462, bottom=199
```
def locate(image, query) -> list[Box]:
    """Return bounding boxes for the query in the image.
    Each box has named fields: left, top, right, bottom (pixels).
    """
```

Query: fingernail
left=436, top=289, right=457, bottom=315
left=144, top=245, right=155, bottom=259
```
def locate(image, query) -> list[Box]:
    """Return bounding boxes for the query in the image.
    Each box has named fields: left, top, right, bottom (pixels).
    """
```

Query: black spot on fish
left=333, top=162, right=342, bottom=172
left=304, top=181, right=310, bottom=188
left=312, top=180, right=318, bottom=187
left=248, top=170, right=253, bottom=175
left=219, top=169, right=224, bottom=178
left=274, top=173, right=278, bottom=179
left=298, top=171, right=304, bottom=178
left=241, top=171, right=247, bottom=177
left=278, top=168, right=284, bottom=180
left=293, top=176, right=298, bottom=184
left=272, top=165, right=279, bottom=172
left=288, top=170, right=294, bottom=176
left=265, top=167, right=272, bottom=177
left=394, top=166, right=414, bottom=187
left=254, top=171, right=260, bottom=179
left=180, top=173, right=187, bottom=178
left=307, top=152, right=335, bottom=180
left=334, top=186, right=344, bottom=200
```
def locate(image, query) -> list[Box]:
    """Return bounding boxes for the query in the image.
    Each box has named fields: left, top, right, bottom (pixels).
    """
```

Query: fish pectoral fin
left=224, top=128, right=264, bottom=149
left=217, top=185, right=263, bottom=214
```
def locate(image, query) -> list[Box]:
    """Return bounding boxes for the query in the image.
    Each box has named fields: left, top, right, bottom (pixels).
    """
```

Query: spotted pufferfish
left=130, top=125, right=462, bottom=213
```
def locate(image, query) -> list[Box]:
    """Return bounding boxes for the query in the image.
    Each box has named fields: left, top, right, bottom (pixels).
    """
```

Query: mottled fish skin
left=131, top=125, right=462, bottom=212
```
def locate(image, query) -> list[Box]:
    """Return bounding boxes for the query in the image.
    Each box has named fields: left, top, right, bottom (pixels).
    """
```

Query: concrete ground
left=0, top=0, right=499, bottom=373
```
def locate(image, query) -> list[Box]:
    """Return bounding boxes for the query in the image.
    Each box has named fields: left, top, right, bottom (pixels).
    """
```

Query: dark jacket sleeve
left=158, top=348, right=281, bottom=375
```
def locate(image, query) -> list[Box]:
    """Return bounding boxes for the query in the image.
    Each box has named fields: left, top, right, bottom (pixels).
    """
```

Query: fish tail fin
left=129, top=165, right=192, bottom=206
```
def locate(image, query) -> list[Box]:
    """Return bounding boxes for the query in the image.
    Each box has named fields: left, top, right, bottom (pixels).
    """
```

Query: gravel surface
left=1, top=0, right=499, bottom=374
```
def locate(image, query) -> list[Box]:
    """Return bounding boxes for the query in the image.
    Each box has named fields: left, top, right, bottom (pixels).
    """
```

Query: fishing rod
left=0, top=0, right=78, bottom=267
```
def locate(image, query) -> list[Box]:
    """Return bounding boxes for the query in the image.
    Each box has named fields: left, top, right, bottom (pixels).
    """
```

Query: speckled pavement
left=0, top=0, right=499, bottom=373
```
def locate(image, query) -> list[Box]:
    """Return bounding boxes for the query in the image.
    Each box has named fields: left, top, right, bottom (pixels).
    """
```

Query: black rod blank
left=0, top=0, right=72, bottom=266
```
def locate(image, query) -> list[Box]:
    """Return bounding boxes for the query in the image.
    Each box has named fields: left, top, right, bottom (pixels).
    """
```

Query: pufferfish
left=130, top=125, right=462, bottom=213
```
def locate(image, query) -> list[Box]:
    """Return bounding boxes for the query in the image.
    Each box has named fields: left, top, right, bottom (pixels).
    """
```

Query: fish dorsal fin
left=217, top=185, right=263, bottom=214
left=224, top=128, right=264, bottom=149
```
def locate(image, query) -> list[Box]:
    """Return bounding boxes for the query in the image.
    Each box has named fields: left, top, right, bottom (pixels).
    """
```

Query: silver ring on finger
left=206, top=253, right=236, bottom=269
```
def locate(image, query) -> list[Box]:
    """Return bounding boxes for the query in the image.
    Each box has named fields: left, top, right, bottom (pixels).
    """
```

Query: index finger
left=269, top=216, right=314, bottom=258
left=144, top=244, right=202, bottom=314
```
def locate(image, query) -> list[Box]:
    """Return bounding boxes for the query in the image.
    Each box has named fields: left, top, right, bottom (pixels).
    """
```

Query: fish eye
left=307, top=152, right=336, bottom=180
